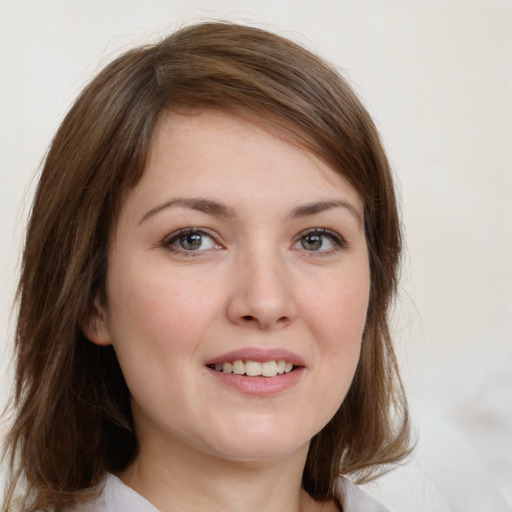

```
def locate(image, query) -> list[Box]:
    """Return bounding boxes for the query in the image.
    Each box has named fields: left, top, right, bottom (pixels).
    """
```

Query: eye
left=163, top=229, right=222, bottom=254
left=293, top=228, right=344, bottom=253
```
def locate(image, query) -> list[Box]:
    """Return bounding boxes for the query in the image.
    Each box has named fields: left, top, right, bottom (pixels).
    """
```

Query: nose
left=226, top=248, right=298, bottom=330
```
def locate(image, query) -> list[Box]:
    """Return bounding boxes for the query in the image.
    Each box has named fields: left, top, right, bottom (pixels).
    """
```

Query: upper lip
left=205, top=347, right=306, bottom=367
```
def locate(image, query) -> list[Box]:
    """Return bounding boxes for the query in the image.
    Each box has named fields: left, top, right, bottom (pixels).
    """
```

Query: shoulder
left=337, top=477, right=393, bottom=512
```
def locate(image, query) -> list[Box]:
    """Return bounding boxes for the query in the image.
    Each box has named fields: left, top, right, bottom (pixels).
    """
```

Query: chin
left=200, top=417, right=315, bottom=463
left=213, top=438, right=310, bottom=463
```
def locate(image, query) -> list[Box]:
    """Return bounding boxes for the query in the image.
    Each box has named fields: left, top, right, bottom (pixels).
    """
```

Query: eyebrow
left=140, top=197, right=236, bottom=224
left=288, top=200, right=363, bottom=228
left=140, top=197, right=363, bottom=227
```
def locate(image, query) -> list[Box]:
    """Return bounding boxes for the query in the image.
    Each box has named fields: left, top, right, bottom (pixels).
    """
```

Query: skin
left=85, top=110, right=370, bottom=512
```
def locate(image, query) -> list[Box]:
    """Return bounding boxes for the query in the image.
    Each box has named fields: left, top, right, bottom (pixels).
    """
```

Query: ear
left=82, top=295, right=111, bottom=346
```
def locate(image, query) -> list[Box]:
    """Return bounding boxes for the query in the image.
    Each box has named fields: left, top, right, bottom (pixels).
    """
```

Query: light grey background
left=1, top=1, right=511, bottom=510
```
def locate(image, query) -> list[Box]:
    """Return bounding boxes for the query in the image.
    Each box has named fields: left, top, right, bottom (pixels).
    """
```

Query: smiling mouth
left=207, top=360, right=297, bottom=377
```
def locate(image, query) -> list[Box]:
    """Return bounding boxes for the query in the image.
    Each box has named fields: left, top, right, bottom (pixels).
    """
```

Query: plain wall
left=1, top=0, right=511, bottom=508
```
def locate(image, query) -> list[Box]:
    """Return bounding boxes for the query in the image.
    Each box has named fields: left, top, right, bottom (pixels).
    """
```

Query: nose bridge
left=228, top=239, right=296, bottom=329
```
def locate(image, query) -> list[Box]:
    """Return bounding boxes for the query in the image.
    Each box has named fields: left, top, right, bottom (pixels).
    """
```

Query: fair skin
left=85, top=110, right=370, bottom=512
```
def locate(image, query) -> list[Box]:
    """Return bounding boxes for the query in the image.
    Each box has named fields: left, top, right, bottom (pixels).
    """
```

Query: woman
left=2, top=22, right=410, bottom=511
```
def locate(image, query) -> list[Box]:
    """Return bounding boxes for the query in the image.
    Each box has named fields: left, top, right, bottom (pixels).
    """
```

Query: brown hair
left=3, top=21, right=410, bottom=510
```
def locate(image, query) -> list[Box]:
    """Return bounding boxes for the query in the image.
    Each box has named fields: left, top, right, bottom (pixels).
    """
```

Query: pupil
left=181, top=233, right=202, bottom=250
left=303, top=234, right=322, bottom=250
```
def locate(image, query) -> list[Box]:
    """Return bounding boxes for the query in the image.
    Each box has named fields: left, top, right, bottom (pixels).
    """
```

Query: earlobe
left=82, top=296, right=111, bottom=346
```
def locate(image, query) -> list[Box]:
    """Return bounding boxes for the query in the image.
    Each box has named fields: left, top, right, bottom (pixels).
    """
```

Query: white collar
left=74, top=473, right=392, bottom=512
left=338, top=477, right=392, bottom=511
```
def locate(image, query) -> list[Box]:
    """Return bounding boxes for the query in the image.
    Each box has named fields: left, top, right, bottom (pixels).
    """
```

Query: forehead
left=117, top=109, right=364, bottom=227
left=153, top=109, right=357, bottom=185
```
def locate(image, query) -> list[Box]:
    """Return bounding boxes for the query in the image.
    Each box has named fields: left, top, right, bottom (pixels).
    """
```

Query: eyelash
left=161, top=227, right=346, bottom=256
left=162, top=228, right=222, bottom=256
left=292, top=228, right=346, bottom=254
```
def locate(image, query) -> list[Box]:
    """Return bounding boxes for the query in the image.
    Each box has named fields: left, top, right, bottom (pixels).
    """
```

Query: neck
left=117, top=437, right=329, bottom=512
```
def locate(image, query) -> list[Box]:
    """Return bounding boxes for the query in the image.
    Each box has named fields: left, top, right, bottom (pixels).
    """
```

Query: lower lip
left=206, top=367, right=305, bottom=396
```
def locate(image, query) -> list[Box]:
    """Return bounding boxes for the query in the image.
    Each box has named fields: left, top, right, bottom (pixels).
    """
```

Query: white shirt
left=73, top=473, right=392, bottom=512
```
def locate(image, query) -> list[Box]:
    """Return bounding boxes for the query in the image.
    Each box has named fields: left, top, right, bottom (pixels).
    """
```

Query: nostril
left=240, top=314, right=290, bottom=326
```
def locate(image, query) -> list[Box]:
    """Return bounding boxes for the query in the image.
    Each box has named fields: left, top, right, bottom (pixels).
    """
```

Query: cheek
left=106, top=263, right=222, bottom=349
left=103, top=265, right=225, bottom=411
left=303, top=267, right=370, bottom=405
left=102, top=265, right=225, bottom=432
left=305, top=268, right=370, bottom=343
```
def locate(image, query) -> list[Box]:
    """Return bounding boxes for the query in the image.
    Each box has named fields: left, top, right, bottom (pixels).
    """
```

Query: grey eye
left=301, top=234, right=324, bottom=251
left=165, top=230, right=220, bottom=253
left=293, top=229, right=343, bottom=253
left=179, top=233, right=204, bottom=250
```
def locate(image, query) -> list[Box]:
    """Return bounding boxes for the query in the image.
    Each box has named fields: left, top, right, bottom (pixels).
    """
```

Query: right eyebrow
left=139, top=197, right=236, bottom=225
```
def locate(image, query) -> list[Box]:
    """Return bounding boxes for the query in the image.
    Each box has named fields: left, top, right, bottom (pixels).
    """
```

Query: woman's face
left=89, top=110, right=370, bottom=462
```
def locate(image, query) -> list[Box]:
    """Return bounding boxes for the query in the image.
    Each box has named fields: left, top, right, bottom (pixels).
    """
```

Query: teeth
left=262, top=360, right=278, bottom=377
left=232, top=360, right=245, bottom=375
left=212, top=359, right=296, bottom=377
left=245, top=361, right=262, bottom=376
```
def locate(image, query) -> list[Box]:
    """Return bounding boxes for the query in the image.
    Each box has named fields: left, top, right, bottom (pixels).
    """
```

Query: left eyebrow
left=288, top=200, right=363, bottom=228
